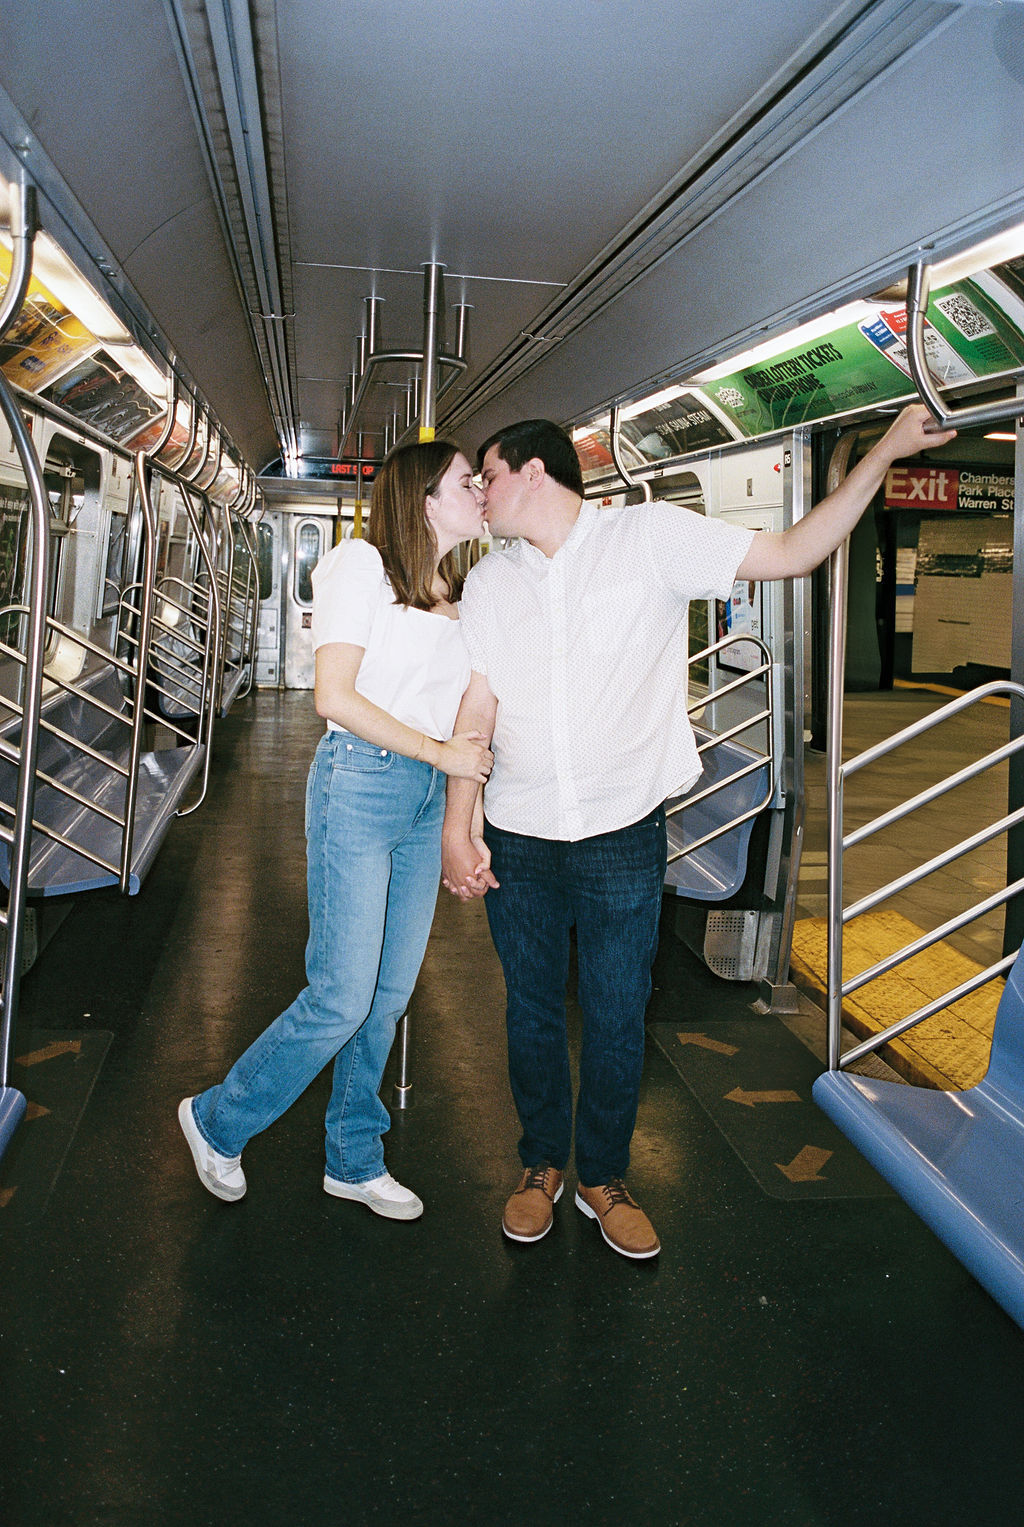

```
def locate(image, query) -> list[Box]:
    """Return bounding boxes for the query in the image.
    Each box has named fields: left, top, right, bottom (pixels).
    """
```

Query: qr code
left=934, top=292, right=995, bottom=341
left=715, top=386, right=746, bottom=410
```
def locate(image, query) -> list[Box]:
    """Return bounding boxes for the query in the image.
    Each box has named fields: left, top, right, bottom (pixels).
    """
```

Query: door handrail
left=906, top=260, right=1024, bottom=432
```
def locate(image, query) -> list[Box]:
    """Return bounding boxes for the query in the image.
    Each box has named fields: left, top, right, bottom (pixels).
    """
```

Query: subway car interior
left=2, top=2, right=1024, bottom=1523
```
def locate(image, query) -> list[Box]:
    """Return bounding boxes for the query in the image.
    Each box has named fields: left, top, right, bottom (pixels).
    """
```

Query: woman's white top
left=310, top=538, right=471, bottom=741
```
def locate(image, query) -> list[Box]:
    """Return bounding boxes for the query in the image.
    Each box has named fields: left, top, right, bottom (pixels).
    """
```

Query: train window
left=0, top=479, right=30, bottom=648
left=294, top=521, right=322, bottom=607
left=255, top=521, right=275, bottom=602
left=42, top=435, right=102, bottom=643
left=102, top=508, right=130, bottom=617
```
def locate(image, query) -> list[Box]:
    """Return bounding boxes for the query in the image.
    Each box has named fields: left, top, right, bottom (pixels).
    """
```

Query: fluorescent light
left=930, top=222, right=1024, bottom=290
left=692, top=300, right=876, bottom=383
left=620, top=385, right=686, bottom=419
left=985, top=431, right=1016, bottom=441
left=29, top=232, right=133, bottom=346
left=108, top=343, right=169, bottom=403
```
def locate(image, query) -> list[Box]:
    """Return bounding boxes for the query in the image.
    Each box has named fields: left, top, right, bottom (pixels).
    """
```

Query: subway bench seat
left=663, top=724, right=771, bottom=902
left=0, top=663, right=204, bottom=897
left=813, top=946, right=1024, bottom=1330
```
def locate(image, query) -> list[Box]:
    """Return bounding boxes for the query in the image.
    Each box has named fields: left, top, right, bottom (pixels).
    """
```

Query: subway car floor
left=2, top=691, right=1024, bottom=1527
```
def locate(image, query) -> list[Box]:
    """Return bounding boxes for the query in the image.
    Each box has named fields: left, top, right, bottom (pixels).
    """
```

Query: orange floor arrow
left=725, top=1087, right=801, bottom=1108
left=24, top=1102, right=50, bottom=1121
left=0, top=1187, right=17, bottom=1209
left=676, top=1033, right=739, bottom=1056
left=15, top=1039, right=82, bottom=1067
left=776, top=1146, right=833, bottom=1182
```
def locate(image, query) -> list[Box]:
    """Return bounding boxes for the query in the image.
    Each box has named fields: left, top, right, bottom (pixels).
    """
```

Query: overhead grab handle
left=608, top=405, right=653, bottom=502
left=906, top=260, right=1023, bottom=433
left=338, top=262, right=470, bottom=459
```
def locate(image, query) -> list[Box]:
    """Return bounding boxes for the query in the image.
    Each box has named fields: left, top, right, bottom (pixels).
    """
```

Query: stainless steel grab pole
left=608, top=405, right=653, bottom=502
left=906, top=261, right=1024, bottom=433
left=0, top=178, right=51, bottom=1099
left=419, top=262, right=443, bottom=441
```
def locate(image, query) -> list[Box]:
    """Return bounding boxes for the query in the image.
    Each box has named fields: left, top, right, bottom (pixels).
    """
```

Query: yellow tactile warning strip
left=893, top=678, right=1010, bottom=708
left=791, top=910, right=1001, bottom=1090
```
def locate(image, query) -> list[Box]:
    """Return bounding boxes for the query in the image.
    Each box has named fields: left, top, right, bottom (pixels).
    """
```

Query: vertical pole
left=0, top=177, right=49, bottom=1114
left=353, top=433, right=364, bottom=538
left=419, top=263, right=444, bottom=442
left=453, top=303, right=471, bottom=361
left=826, top=538, right=849, bottom=1069
left=1006, top=388, right=1024, bottom=956
left=392, top=1010, right=412, bottom=1109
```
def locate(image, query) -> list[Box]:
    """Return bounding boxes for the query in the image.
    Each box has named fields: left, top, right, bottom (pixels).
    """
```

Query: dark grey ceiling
left=1, top=0, right=1023, bottom=474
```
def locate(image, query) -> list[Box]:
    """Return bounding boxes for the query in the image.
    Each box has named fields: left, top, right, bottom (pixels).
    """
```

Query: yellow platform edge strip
left=791, top=910, right=1002, bottom=1091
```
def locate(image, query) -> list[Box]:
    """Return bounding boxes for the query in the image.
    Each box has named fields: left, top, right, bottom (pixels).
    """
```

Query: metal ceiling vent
left=338, top=263, right=471, bottom=461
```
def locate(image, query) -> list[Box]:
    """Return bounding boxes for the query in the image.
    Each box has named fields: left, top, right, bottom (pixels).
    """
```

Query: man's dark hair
left=477, top=419, right=584, bottom=497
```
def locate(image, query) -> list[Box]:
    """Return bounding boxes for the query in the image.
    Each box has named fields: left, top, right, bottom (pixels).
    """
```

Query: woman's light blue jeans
left=192, top=729, right=444, bottom=1183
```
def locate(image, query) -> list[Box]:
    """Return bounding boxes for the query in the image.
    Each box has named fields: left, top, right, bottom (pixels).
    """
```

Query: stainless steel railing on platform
left=824, top=531, right=1024, bottom=1072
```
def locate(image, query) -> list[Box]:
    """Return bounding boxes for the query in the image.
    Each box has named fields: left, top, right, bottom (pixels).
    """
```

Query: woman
left=178, top=440, right=491, bottom=1219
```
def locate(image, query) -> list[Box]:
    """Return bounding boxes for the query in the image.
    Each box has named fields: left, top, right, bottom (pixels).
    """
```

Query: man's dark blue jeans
left=483, top=806, right=667, bottom=1186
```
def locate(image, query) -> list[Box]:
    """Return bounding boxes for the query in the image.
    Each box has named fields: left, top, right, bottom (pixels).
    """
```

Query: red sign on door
left=884, top=465, right=959, bottom=510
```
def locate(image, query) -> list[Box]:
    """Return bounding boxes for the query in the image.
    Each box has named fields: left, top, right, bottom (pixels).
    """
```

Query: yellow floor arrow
left=0, top=1187, right=17, bottom=1209
left=676, top=1032, right=739, bottom=1056
left=725, top=1087, right=801, bottom=1108
left=776, top=1146, right=833, bottom=1183
left=15, top=1039, right=82, bottom=1067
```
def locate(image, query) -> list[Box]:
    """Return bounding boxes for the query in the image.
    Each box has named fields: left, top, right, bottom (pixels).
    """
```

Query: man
left=442, top=406, right=953, bottom=1261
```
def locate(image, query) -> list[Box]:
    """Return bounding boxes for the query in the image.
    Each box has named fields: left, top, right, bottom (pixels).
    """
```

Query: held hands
left=435, top=730, right=494, bottom=783
left=441, top=831, right=499, bottom=900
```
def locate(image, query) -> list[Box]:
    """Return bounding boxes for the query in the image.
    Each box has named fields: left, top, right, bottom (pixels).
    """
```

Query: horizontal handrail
left=844, top=803, right=1024, bottom=924
left=838, top=949, right=1020, bottom=1071
left=844, top=733, right=1024, bottom=849
left=0, top=733, right=127, bottom=827
left=695, top=707, right=773, bottom=755
left=842, top=679, right=1024, bottom=778
left=0, top=794, right=120, bottom=877
left=826, top=610, right=1024, bottom=1066
left=666, top=632, right=775, bottom=866
left=906, top=261, right=1024, bottom=433
left=842, top=877, right=1024, bottom=1000
left=665, top=752, right=770, bottom=820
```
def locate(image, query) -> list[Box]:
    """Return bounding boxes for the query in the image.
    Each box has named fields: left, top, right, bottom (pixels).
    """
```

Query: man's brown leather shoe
left=575, top=1179, right=660, bottom=1260
left=502, top=1165, right=564, bottom=1242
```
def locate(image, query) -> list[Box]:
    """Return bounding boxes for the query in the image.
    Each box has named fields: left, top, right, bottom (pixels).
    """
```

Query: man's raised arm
left=737, top=404, right=957, bottom=582
left=442, top=670, right=499, bottom=900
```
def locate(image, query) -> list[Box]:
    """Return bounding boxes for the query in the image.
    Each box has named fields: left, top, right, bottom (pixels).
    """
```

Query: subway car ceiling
left=1, top=1, right=1023, bottom=481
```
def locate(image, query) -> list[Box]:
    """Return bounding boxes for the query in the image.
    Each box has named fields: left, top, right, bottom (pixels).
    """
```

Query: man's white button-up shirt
left=458, top=500, right=756, bottom=841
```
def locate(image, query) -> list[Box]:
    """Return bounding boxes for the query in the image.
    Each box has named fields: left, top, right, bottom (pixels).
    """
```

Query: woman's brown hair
left=367, top=439, right=467, bottom=609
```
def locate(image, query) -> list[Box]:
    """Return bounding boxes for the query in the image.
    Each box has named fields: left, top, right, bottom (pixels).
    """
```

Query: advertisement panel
left=701, top=279, right=1024, bottom=437
left=0, top=246, right=97, bottom=390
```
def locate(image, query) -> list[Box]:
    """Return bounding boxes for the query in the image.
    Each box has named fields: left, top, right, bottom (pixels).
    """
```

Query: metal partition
left=823, top=476, right=1024, bottom=1069
left=666, top=632, right=775, bottom=865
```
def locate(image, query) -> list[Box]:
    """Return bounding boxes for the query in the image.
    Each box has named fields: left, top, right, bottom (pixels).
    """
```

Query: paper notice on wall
left=912, top=575, right=971, bottom=671
left=860, top=307, right=975, bottom=387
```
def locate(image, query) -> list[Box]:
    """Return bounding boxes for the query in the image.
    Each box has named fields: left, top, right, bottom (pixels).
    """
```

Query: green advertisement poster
left=700, top=278, right=1024, bottom=437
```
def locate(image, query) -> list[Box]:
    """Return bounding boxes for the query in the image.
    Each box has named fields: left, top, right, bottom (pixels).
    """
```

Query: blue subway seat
left=0, top=1084, right=26, bottom=1162
left=663, top=725, right=771, bottom=902
left=813, top=946, right=1024, bottom=1329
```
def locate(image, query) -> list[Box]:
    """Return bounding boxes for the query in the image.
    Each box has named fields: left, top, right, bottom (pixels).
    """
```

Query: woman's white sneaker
left=178, top=1097, right=247, bottom=1201
left=323, top=1171, right=423, bottom=1220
